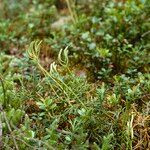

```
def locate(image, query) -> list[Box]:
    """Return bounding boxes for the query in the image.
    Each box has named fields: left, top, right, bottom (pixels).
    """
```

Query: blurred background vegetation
left=0, top=0, right=150, bottom=149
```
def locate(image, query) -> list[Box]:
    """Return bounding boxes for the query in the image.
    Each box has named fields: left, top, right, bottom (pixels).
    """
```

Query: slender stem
left=0, top=106, right=3, bottom=149
left=0, top=75, right=6, bottom=108
left=2, top=111, right=19, bottom=150
left=66, top=0, right=77, bottom=24
left=0, top=76, right=19, bottom=149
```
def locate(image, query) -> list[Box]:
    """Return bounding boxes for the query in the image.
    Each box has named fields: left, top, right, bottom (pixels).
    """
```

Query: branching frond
left=27, top=40, right=85, bottom=107
left=58, top=46, right=69, bottom=67
left=27, top=40, right=42, bottom=61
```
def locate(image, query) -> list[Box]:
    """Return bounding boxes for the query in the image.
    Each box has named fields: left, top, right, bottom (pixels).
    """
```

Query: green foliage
left=0, top=0, right=149, bottom=149
left=101, top=133, right=114, bottom=150
left=48, top=0, right=149, bottom=80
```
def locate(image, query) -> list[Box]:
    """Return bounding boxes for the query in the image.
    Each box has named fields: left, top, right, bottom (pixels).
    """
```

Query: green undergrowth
left=0, top=41, right=149, bottom=149
left=0, top=0, right=150, bottom=149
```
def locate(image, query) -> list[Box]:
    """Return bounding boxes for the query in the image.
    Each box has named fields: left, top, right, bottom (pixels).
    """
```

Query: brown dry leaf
left=25, top=99, right=40, bottom=114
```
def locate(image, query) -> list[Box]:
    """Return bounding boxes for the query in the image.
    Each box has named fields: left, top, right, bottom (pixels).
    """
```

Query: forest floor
left=0, top=0, right=150, bottom=149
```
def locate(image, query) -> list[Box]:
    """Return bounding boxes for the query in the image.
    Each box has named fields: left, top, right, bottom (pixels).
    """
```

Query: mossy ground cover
left=0, top=0, right=150, bottom=149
